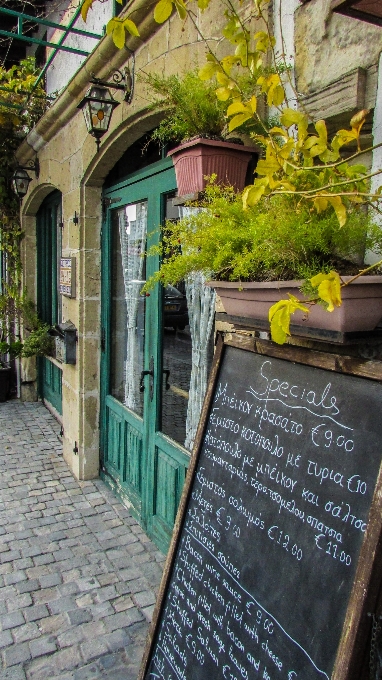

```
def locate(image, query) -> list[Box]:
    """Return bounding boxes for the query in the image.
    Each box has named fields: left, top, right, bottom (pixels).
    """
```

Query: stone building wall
left=16, top=0, right=382, bottom=482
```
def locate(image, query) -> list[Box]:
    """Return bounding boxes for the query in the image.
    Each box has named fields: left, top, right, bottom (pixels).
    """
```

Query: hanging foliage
left=0, top=57, right=50, bottom=361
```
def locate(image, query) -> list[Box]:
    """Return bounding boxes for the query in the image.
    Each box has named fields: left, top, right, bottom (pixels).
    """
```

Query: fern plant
left=144, top=180, right=382, bottom=292
left=143, top=70, right=229, bottom=145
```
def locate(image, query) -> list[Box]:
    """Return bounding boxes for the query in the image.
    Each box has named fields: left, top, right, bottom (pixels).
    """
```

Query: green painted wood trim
left=102, top=158, right=175, bottom=197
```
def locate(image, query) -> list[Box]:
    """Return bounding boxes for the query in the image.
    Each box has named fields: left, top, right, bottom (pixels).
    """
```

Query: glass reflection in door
left=161, top=196, right=215, bottom=450
left=110, top=201, right=147, bottom=417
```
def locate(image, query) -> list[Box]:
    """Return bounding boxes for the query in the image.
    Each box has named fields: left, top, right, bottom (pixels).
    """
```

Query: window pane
left=110, top=202, right=147, bottom=417
left=160, top=197, right=215, bottom=449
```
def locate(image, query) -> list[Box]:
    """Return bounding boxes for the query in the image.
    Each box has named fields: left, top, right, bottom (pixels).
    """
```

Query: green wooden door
left=36, top=190, right=62, bottom=415
left=101, top=159, right=191, bottom=553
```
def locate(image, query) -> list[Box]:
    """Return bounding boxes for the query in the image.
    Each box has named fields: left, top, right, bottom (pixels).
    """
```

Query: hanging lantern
left=77, top=84, right=120, bottom=152
left=11, top=167, right=32, bottom=200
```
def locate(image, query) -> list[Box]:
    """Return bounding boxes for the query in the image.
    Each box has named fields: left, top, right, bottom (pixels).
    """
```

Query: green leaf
left=269, top=126, right=288, bottom=138
left=227, top=101, right=247, bottom=116
left=174, top=0, right=187, bottom=20
left=215, top=87, right=231, bottom=101
left=270, top=84, right=285, bottom=107
left=111, top=21, right=126, bottom=49
left=280, top=108, right=308, bottom=130
left=81, top=0, right=96, bottom=22
left=228, top=112, right=252, bottom=132
left=198, top=61, right=218, bottom=81
left=154, top=0, right=173, bottom=23
left=216, top=72, right=229, bottom=86
left=123, top=18, right=140, bottom=37
left=242, top=178, right=269, bottom=208
left=315, top=119, right=328, bottom=144
left=269, top=295, right=309, bottom=344
left=310, top=271, right=342, bottom=312
left=256, top=156, right=280, bottom=176
left=313, top=196, right=328, bottom=214
left=328, top=195, right=347, bottom=227
left=197, top=0, right=210, bottom=8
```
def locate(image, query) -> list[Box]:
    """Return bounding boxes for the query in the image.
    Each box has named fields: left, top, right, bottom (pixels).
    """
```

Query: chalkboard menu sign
left=140, top=338, right=382, bottom=680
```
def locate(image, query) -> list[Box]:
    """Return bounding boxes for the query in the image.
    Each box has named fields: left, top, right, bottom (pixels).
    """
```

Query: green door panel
left=38, top=358, right=62, bottom=415
left=150, top=437, right=189, bottom=554
left=104, top=394, right=144, bottom=519
left=101, top=159, right=191, bottom=553
left=36, top=191, right=62, bottom=415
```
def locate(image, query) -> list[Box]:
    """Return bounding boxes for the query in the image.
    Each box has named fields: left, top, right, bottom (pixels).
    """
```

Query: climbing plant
left=0, top=57, right=50, bottom=358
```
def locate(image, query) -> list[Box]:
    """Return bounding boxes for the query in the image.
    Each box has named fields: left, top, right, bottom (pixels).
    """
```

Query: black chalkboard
left=140, top=337, right=382, bottom=680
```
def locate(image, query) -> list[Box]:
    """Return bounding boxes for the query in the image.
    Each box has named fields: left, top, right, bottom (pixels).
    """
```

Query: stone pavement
left=0, top=401, right=166, bottom=680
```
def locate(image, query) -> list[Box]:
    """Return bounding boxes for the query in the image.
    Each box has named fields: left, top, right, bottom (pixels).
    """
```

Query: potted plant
left=137, top=0, right=382, bottom=344
left=0, top=291, right=54, bottom=401
left=144, top=70, right=259, bottom=194
left=143, top=178, right=382, bottom=342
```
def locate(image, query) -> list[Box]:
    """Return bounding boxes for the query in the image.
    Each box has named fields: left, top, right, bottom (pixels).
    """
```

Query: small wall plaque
left=60, top=257, right=76, bottom=298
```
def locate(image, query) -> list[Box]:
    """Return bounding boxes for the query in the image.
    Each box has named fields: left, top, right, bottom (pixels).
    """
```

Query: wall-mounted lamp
left=11, top=159, right=39, bottom=200
left=77, top=84, right=120, bottom=152
left=77, top=62, right=135, bottom=153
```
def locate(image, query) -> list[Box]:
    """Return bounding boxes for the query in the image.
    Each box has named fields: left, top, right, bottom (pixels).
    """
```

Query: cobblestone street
left=0, top=401, right=165, bottom=680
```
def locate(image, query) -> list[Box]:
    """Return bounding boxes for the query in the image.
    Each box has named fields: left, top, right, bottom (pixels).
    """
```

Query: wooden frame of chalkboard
left=139, top=332, right=382, bottom=680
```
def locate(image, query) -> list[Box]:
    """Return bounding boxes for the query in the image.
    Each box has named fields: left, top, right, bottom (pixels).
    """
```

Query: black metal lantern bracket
left=89, top=60, right=135, bottom=104
left=17, top=158, right=40, bottom=179
left=11, top=158, right=39, bottom=200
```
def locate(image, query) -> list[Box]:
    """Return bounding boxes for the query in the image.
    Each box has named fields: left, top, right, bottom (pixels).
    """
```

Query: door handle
left=139, top=370, right=153, bottom=393
left=139, top=356, right=154, bottom=400
left=163, top=369, right=170, bottom=390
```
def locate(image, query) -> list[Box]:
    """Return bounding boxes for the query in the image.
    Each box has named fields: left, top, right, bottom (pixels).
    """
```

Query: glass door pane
left=110, top=201, right=147, bottom=417
left=160, top=196, right=215, bottom=450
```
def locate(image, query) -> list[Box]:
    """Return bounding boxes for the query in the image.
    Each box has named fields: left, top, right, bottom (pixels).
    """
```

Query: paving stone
left=72, top=663, right=100, bottom=680
left=75, top=578, right=100, bottom=593
left=103, top=628, right=131, bottom=652
left=79, top=638, right=109, bottom=664
left=51, top=645, right=82, bottom=672
left=37, top=614, right=67, bottom=636
left=132, top=590, right=156, bottom=608
left=2, top=641, right=31, bottom=666
left=12, top=623, right=40, bottom=645
left=24, top=657, right=56, bottom=680
left=24, top=605, right=49, bottom=623
left=0, top=667, right=27, bottom=680
left=1, top=611, right=25, bottom=630
left=33, top=587, right=59, bottom=604
left=29, top=635, right=57, bottom=658
left=38, top=573, right=62, bottom=589
left=48, top=597, right=77, bottom=615
left=6, top=593, right=32, bottom=611
left=0, top=630, right=13, bottom=648
left=103, top=609, right=144, bottom=633
left=0, top=402, right=164, bottom=678
left=66, top=609, right=92, bottom=626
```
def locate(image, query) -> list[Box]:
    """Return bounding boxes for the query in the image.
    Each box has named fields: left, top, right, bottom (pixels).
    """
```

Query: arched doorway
left=100, top=140, right=215, bottom=552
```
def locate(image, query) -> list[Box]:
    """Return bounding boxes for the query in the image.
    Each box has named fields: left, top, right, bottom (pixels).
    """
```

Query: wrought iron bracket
left=18, top=158, right=40, bottom=179
left=90, top=59, right=135, bottom=104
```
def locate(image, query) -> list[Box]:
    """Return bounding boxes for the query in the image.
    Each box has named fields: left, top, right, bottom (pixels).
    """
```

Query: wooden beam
left=331, top=0, right=382, bottom=27
left=302, top=68, right=367, bottom=121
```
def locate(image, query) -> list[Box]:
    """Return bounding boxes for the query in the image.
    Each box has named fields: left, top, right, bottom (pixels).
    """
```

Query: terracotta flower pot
left=207, top=277, right=382, bottom=333
left=167, top=137, right=257, bottom=195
